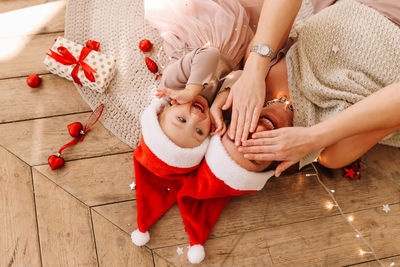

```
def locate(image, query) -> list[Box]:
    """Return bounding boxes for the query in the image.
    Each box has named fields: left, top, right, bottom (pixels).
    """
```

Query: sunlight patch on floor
left=0, top=1, right=65, bottom=61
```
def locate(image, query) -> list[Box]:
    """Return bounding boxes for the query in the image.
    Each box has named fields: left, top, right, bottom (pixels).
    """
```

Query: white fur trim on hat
left=187, top=245, right=205, bottom=264
left=205, top=135, right=274, bottom=191
left=141, top=98, right=210, bottom=168
left=131, top=229, right=150, bottom=246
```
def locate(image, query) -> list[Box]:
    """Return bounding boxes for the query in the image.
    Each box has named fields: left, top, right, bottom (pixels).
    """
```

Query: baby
left=131, top=49, right=240, bottom=251
left=155, top=46, right=232, bottom=148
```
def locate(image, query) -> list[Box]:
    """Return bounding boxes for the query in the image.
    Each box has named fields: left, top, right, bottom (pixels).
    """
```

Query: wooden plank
left=154, top=205, right=400, bottom=266
left=35, top=152, right=135, bottom=206
left=0, top=112, right=132, bottom=166
left=93, top=200, right=188, bottom=249
left=0, top=74, right=90, bottom=123
left=154, top=231, right=274, bottom=266
left=266, top=204, right=400, bottom=266
left=0, top=146, right=41, bottom=267
left=353, top=255, right=399, bottom=266
left=0, top=0, right=65, bottom=37
left=0, top=0, right=63, bottom=14
left=0, top=32, right=60, bottom=79
left=91, top=210, right=154, bottom=267
left=153, top=253, right=175, bottom=267
left=33, top=169, right=97, bottom=267
left=93, top=200, right=136, bottom=235
left=92, top=146, right=400, bottom=249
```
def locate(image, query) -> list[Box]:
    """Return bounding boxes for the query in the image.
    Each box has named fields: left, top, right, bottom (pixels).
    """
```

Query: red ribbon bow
left=46, top=40, right=100, bottom=85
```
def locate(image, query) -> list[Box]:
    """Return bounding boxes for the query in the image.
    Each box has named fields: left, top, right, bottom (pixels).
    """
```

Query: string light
left=310, top=163, right=386, bottom=267
left=359, top=249, right=373, bottom=255
left=325, top=202, right=338, bottom=210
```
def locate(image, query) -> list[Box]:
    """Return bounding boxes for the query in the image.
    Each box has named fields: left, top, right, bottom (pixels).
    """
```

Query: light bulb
left=326, top=202, right=334, bottom=210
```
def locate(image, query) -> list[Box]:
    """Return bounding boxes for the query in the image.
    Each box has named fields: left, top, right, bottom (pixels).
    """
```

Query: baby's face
left=159, top=95, right=211, bottom=148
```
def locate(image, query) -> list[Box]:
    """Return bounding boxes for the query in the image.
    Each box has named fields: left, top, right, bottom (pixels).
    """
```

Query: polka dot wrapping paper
left=44, top=36, right=117, bottom=94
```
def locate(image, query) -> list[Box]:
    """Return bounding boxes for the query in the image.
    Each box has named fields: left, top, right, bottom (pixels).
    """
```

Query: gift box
left=44, top=37, right=116, bottom=94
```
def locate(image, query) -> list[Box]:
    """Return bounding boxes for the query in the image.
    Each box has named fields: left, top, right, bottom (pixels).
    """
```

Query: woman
left=230, top=0, right=400, bottom=176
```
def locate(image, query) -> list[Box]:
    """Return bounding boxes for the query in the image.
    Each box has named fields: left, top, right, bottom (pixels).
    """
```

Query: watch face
left=261, top=46, right=269, bottom=55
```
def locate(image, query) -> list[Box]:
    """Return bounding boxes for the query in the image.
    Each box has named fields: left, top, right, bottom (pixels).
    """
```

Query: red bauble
left=67, top=122, right=84, bottom=137
left=27, top=74, right=41, bottom=88
left=145, top=57, right=158, bottom=73
left=48, top=155, right=65, bottom=170
left=139, top=39, right=152, bottom=52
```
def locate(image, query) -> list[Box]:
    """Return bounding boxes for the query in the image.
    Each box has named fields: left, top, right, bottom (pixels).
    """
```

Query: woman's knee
left=317, top=152, right=348, bottom=169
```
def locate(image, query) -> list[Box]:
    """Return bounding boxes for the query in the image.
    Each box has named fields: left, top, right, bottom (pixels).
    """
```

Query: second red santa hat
left=177, top=135, right=275, bottom=264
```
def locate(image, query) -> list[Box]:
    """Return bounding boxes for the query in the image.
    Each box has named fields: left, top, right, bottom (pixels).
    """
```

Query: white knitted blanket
left=65, top=0, right=169, bottom=148
left=286, top=0, right=400, bottom=147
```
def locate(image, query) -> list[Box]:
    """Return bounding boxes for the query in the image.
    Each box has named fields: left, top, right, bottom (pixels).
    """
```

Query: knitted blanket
left=286, top=0, right=400, bottom=148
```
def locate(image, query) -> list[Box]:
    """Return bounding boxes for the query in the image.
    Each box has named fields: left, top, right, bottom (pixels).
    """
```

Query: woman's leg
left=318, top=125, right=400, bottom=169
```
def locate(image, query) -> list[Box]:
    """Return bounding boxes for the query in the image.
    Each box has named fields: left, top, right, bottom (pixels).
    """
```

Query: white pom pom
left=187, top=245, right=205, bottom=264
left=131, top=229, right=150, bottom=246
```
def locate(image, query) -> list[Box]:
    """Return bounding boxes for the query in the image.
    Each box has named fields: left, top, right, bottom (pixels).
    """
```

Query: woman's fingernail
left=244, top=154, right=249, bottom=158
left=250, top=127, right=254, bottom=132
left=235, top=140, right=240, bottom=146
left=238, top=147, right=243, bottom=152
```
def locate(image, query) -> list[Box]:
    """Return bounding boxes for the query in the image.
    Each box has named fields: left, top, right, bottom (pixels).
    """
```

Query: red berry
left=145, top=57, right=158, bottom=73
left=27, top=74, right=41, bottom=88
left=139, top=39, right=152, bottom=52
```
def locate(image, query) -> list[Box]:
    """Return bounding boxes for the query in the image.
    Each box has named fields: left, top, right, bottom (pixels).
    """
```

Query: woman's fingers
left=275, top=161, right=296, bottom=177
left=250, top=105, right=262, bottom=133
left=229, top=107, right=239, bottom=140
left=241, top=108, right=253, bottom=142
left=235, top=107, right=246, bottom=145
left=243, top=153, right=277, bottom=161
left=239, top=145, right=275, bottom=153
left=251, top=130, right=279, bottom=139
left=241, top=137, right=277, bottom=147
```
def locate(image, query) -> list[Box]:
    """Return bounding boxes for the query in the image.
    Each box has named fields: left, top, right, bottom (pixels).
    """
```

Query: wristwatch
left=250, top=44, right=274, bottom=58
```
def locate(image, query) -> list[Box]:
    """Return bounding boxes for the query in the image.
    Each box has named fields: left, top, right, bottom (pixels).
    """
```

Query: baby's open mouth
left=259, top=116, right=275, bottom=130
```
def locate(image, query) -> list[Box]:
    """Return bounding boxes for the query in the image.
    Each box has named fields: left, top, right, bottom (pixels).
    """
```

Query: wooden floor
left=1, top=1, right=400, bottom=266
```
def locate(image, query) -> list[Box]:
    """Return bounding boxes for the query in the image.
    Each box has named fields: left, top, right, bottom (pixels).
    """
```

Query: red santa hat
left=177, top=135, right=274, bottom=264
left=131, top=99, right=210, bottom=246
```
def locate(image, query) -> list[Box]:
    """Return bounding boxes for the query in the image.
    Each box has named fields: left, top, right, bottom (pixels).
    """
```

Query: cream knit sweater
left=287, top=0, right=400, bottom=150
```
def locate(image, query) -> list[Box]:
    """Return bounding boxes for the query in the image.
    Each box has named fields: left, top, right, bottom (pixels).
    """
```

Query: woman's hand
left=223, top=60, right=266, bottom=146
left=239, top=127, right=320, bottom=177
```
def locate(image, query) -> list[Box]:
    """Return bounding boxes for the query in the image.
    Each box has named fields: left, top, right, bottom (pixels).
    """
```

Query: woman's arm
left=224, top=0, right=302, bottom=146
left=240, top=82, right=400, bottom=176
